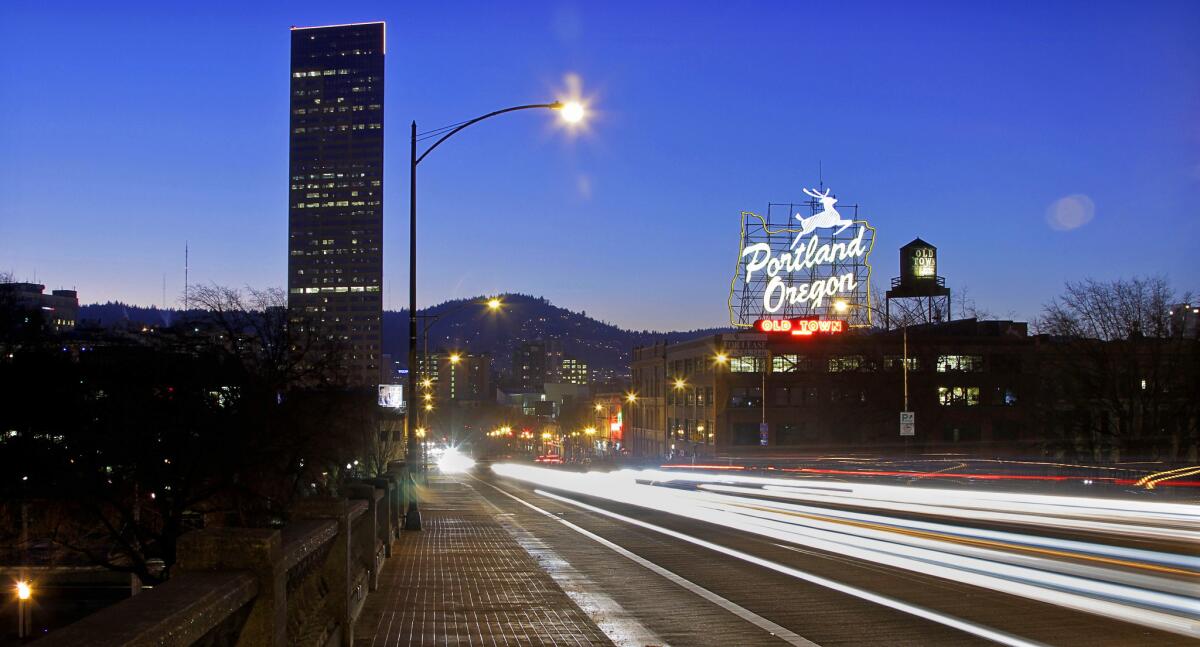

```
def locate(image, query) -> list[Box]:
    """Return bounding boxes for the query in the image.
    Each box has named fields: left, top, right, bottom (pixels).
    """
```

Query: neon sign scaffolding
left=729, top=187, right=875, bottom=328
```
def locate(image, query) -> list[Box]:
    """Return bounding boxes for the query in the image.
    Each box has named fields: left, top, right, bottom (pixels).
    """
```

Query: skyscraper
left=287, top=22, right=385, bottom=385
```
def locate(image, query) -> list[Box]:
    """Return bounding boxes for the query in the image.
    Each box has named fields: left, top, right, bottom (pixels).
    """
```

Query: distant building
left=286, top=22, right=385, bottom=386
left=420, top=352, right=491, bottom=403
left=1169, top=304, right=1199, bottom=339
left=511, top=339, right=566, bottom=390
left=0, top=283, right=78, bottom=333
left=561, top=356, right=589, bottom=385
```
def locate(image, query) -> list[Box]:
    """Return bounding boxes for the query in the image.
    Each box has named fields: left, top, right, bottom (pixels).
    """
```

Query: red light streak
left=656, top=465, right=1200, bottom=487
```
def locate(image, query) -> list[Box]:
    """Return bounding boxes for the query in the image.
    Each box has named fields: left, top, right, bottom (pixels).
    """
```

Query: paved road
left=472, top=464, right=1199, bottom=646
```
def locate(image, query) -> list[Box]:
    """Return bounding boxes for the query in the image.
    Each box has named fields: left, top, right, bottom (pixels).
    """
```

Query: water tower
left=884, top=238, right=951, bottom=327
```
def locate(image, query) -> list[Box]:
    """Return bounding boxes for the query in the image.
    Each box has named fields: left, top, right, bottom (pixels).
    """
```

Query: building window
left=730, top=356, right=764, bottom=372
left=992, top=387, right=1018, bottom=406
left=938, top=386, right=980, bottom=406
left=729, top=387, right=762, bottom=408
left=883, top=356, right=919, bottom=371
left=774, top=387, right=790, bottom=406
left=772, top=354, right=813, bottom=372
left=829, top=355, right=864, bottom=372
left=937, top=355, right=984, bottom=372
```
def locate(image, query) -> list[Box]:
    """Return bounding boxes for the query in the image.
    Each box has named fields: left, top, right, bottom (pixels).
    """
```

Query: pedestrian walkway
left=353, top=474, right=614, bottom=646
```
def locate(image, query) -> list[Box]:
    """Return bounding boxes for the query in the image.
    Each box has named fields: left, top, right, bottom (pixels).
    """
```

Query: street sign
left=759, top=422, right=769, bottom=446
left=900, top=411, right=915, bottom=437
left=726, top=335, right=768, bottom=356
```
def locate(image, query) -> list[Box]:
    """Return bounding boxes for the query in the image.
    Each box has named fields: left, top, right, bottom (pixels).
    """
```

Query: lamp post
left=16, top=580, right=31, bottom=638
left=672, top=378, right=693, bottom=462
left=405, top=102, right=584, bottom=530
left=712, top=352, right=727, bottom=454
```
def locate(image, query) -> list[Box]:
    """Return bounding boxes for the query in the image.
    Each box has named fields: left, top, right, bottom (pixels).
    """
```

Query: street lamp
left=560, top=101, right=585, bottom=124
left=405, top=101, right=581, bottom=532
left=16, top=580, right=31, bottom=638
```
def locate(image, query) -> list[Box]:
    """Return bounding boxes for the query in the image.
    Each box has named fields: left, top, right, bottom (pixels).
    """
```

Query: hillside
left=80, top=294, right=729, bottom=375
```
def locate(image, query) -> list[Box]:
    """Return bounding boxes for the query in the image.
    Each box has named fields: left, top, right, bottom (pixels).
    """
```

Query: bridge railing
left=36, top=462, right=411, bottom=647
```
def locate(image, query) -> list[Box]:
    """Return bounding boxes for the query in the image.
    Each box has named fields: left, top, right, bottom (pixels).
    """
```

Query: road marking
left=466, top=480, right=665, bottom=647
left=527, top=486, right=1048, bottom=647
left=475, top=476, right=819, bottom=646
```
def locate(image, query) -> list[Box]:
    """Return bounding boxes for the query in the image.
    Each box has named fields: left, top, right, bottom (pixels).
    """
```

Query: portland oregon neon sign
left=729, top=187, right=876, bottom=327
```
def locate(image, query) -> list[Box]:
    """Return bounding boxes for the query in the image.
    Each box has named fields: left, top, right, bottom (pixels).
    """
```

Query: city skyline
left=2, top=1, right=1198, bottom=331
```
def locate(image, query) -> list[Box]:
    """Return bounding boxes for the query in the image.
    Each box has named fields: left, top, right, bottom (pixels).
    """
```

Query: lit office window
left=729, top=356, right=763, bottom=373
left=937, top=355, right=984, bottom=372
left=937, top=386, right=980, bottom=406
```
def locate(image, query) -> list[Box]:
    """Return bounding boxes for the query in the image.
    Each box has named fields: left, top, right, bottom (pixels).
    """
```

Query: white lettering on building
left=741, top=224, right=870, bottom=311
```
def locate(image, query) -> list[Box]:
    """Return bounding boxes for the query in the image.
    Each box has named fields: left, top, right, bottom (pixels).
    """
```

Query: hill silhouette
left=80, top=294, right=729, bottom=375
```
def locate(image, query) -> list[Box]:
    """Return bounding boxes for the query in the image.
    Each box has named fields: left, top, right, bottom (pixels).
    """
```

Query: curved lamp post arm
left=415, top=102, right=562, bottom=166
left=405, top=100, right=563, bottom=530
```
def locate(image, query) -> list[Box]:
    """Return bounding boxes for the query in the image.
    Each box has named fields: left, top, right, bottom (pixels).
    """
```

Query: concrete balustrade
left=34, top=473, right=406, bottom=647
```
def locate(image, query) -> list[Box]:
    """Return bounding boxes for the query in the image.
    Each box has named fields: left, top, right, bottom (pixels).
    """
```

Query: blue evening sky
left=1, top=1, right=1197, bottom=330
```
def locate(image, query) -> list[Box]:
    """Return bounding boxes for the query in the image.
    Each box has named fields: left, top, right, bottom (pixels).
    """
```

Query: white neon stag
left=795, top=187, right=853, bottom=237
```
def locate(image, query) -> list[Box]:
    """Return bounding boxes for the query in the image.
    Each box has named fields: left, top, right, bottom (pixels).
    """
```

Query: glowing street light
left=714, top=352, right=728, bottom=365
left=674, top=378, right=687, bottom=390
left=594, top=403, right=604, bottom=412
left=415, top=428, right=427, bottom=438
left=486, top=297, right=503, bottom=311
left=449, top=353, right=461, bottom=364
left=625, top=392, right=638, bottom=404
left=421, top=378, right=433, bottom=389
left=584, top=427, right=596, bottom=436
left=833, top=299, right=850, bottom=314
left=424, top=403, right=433, bottom=412
left=16, top=581, right=31, bottom=600
left=558, top=100, right=585, bottom=124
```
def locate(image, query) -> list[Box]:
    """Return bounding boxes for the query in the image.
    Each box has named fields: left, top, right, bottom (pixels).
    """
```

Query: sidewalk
left=353, top=474, right=614, bottom=646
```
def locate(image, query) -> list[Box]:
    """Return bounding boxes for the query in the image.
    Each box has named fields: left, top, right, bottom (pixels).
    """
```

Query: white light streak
left=491, top=464, right=1200, bottom=640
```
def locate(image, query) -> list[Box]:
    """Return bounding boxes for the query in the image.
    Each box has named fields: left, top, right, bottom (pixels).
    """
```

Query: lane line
left=525, top=485, right=1048, bottom=647
left=474, top=475, right=819, bottom=647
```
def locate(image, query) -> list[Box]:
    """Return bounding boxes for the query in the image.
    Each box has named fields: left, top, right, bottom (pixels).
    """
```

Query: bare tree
left=362, top=408, right=405, bottom=477
left=189, top=284, right=351, bottom=389
left=1036, top=277, right=1198, bottom=461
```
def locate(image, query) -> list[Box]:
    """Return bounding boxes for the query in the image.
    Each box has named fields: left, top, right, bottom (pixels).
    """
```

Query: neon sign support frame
left=729, top=196, right=876, bottom=328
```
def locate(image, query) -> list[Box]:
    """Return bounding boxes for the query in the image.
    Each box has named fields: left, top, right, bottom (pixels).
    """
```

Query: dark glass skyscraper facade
left=288, top=22, right=385, bottom=385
